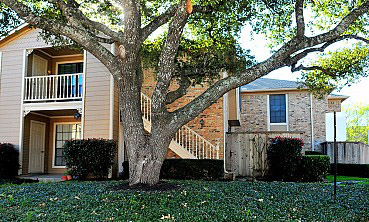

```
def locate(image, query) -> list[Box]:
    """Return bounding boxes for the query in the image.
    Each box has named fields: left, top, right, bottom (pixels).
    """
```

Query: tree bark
left=128, top=135, right=172, bottom=185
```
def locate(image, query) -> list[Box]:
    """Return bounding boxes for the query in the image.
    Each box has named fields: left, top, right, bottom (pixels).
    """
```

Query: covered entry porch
left=21, top=109, right=82, bottom=175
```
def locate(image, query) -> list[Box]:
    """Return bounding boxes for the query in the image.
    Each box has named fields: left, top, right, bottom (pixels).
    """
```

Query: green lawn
left=326, top=175, right=369, bottom=183
left=1, top=180, right=369, bottom=221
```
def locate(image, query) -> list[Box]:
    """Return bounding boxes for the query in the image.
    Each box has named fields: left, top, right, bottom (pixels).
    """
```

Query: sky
left=239, top=27, right=369, bottom=107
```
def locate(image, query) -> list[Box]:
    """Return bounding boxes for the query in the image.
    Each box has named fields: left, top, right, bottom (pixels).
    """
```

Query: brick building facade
left=238, top=78, right=348, bottom=152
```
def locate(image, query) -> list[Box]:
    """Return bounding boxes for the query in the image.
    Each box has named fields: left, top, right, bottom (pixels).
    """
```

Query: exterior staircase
left=141, top=93, right=219, bottom=159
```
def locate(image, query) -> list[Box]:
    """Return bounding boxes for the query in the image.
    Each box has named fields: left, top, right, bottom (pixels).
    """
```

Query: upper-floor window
left=58, top=62, right=83, bottom=75
left=269, top=94, right=287, bottom=123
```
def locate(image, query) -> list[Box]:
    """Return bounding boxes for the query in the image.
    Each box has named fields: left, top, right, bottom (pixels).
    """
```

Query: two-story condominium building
left=0, top=25, right=348, bottom=177
left=0, top=25, right=228, bottom=176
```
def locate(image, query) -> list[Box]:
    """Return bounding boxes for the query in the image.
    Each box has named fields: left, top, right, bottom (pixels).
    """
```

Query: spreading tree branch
left=1, top=0, right=123, bottom=79
left=141, top=5, right=177, bottom=42
left=165, top=75, right=191, bottom=105
left=291, top=64, right=336, bottom=77
left=150, top=0, right=189, bottom=113
left=48, top=0, right=124, bottom=43
left=286, top=34, right=369, bottom=68
left=140, top=4, right=212, bottom=42
left=295, top=0, right=305, bottom=39
left=169, top=0, right=369, bottom=129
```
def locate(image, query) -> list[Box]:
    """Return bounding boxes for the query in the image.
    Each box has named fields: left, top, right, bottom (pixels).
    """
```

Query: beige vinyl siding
left=113, top=83, right=120, bottom=141
left=0, top=29, right=50, bottom=51
left=0, top=50, right=23, bottom=146
left=83, top=52, right=111, bottom=139
left=0, top=52, right=2, bottom=90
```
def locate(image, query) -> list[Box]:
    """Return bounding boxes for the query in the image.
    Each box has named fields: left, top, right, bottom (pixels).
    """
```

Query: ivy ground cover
left=0, top=180, right=368, bottom=221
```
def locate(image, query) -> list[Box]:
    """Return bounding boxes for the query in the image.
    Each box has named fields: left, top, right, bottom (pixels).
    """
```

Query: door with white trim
left=29, top=121, right=46, bottom=173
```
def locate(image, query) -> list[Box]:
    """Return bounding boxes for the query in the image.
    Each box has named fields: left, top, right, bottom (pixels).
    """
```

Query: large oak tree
left=1, top=0, right=369, bottom=185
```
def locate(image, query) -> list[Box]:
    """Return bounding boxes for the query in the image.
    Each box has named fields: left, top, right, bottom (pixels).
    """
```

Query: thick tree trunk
left=118, top=70, right=173, bottom=186
left=126, top=128, right=172, bottom=186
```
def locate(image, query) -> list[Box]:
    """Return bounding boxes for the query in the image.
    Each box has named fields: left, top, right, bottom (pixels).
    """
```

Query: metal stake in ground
left=333, top=111, right=337, bottom=201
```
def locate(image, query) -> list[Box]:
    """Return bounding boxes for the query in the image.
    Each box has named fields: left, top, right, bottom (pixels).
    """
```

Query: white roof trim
left=0, top=23, right=29, bottom=42
left=240, top=87, right=305, bottom=92
left=328, top=95, right=350, bottom=101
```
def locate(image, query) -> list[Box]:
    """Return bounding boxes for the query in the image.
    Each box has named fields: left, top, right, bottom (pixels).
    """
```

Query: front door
left=32, top=54, right=48, bottom=76
left=29, top=121, right=46, bottom=173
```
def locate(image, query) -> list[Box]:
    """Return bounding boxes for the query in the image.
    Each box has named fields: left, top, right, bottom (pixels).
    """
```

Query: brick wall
left=313, top=95, right=328, bottom=152
left=240, top=90, right=328, bottom=151
left=288, top=91, right=312, bottom=149
left=240, top=94, right=268, bottom=131
left=142, top=70, right=224, bottom=159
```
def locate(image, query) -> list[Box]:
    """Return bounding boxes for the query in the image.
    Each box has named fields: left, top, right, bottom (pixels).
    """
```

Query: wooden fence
left=322, top=142, right=369, bottom=164
left=225, top=131, right=305, bottom=178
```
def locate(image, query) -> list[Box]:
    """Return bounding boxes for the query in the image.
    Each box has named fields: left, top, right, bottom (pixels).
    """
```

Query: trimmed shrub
left=305, top=151, right=323, bottom=155
left=331, top=164, right=369, bottom=178
left=0, top=143, right=19, bottom=178
left=64, top=139, right=117, bottom=180
left=267, top=137, right=304, bottom=181
left=122, top=159, right=224, bottom=180
left=299, top=155, right=330, bottom=182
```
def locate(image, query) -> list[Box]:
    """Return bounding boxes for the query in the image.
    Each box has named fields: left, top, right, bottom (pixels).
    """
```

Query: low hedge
left=0, top=143, right=19, bottom=179
left=122, top=159, right=224, bottom=180
left=305, top=151, right=323, bottom=155
left=299, top=155, right=330, bottom=182
left=64, top=139, right=117, bottom=179
left=330, top=163, right=369, bottom=178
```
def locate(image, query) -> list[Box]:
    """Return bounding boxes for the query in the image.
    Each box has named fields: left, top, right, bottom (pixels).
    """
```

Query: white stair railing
left=141, top=93, right=219, bottom=159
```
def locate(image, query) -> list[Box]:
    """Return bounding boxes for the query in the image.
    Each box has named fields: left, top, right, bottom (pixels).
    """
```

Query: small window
left=58, top=62, right=83, bottom=75
left=54, top=124, right=81, bottom=167
left=269, top=94, right=287, bottom=123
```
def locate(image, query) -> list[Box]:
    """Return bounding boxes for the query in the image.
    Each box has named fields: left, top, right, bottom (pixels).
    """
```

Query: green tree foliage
left=344, top=103, right=369, bottom=144
left=1, top=0, right=368, bottom=90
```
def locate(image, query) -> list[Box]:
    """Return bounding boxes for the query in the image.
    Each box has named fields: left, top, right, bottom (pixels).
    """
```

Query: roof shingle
left=241, top=78, right=302, bottom=91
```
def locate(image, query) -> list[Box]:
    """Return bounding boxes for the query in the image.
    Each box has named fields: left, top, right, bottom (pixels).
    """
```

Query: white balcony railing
left=24, top=73, right=83, bottom=102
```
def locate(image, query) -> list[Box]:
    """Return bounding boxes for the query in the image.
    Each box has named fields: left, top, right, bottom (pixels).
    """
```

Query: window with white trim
left=269, top=94, right=287, bottom=123
left=54, top=123, right=81, bottom=166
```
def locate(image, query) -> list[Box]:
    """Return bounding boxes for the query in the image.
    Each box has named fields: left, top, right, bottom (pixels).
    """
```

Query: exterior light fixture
left=74, top=112, right=81, bottom=120
left=200, top=119, right=205, bottom=128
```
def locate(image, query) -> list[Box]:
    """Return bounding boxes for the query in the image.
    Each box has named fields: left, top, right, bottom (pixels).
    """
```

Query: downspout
left=310, top=93, right=315, bottom=151
left=81, top=50, right=87, bottom=139
left=222, top=71, right=235, bottom=176
left=18, top=49, right=28, bottom=175
left=109, top=43, right=116, bottom=178
left=109, top=44, right=115, bottom=140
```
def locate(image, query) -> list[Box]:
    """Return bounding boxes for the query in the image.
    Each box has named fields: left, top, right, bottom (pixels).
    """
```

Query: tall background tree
left=1, top=0, right=369, bottom=185
left=344, top=103, right=369, bottom=144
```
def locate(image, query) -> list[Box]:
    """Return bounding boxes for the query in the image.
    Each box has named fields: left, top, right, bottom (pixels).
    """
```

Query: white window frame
left=52, top=122, right=81, bottom=168
left=236, top=87, right=241, bottom=120
left=267, top=94, right=289, bottom=131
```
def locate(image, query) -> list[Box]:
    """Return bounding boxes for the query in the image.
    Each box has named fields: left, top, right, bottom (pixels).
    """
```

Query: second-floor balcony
left=24, top=73, right=84, bottom=103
